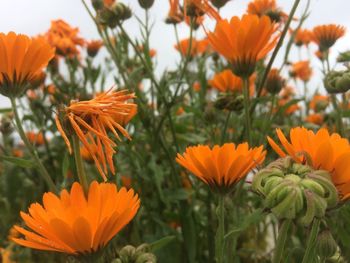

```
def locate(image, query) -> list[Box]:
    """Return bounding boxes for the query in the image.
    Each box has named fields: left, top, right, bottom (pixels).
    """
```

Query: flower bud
left=119, top=245, right=136, bottom=262
left=210, top=0, right=230, bottom=9
left=265, top=69, right=285, bottom=94
left=316, top=230, right=338, bottom=260
left=135, top=253, right=157, bottom=263
left=214, top=94, right=244, bottom=112
left=324, top=70, right=350, bottom=94
left=138, top=0, right=155, bottom=9
left=91, top=0, right=104, bottom=10
left=252, top=157, right=338, bottom=226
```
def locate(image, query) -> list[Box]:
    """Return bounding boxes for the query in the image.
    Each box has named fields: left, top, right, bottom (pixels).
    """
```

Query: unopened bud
left=214, top=94, right=244, bottom=112
left=138, top=0, right=155, bottom=9
left=316, top=230, right=338, bottom=260
left=210, top=0, right=230, bottom=9
left=92, top=0, right=104, bottom=10
left=324, top=70, right=350, bottom=94
left=135, top=253, right=157, bottom=263
left=265, top=69, right=285, bottom=94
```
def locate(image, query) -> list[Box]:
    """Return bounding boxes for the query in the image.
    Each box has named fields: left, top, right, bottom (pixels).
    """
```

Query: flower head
left=55, top=89, right=136, bottom=180
left=247, top=0, right=287, bottom=23
left=12, top=181, right=140, bottom=255
left=305, top=113, right=324, bottom=126
left=267, top=127, right=350, bottom=200
left=26, top=132, right=45, bottom=146
left=185, top=0, right=221, bottom=21
left=175, top=38, right=209, bottom=57
left=294, top=29, right=312, bottom=47
left=290, top=61, right=312, bottom=82
left=87, top=40, right=103, bottom=57
left=176, top=143, right=266, bottom=194
left=207, top=14, right=278, bottom=78
left=312, top=24, right=345, bottom=51
left=309, top=94, right=329, bottom=112
left=46, top=20, right=85, bottom=57
left=0, top=32, right=55, bottom=97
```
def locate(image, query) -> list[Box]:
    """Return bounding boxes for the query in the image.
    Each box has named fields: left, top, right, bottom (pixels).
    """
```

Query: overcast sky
left=0, top=0, right=349, bottom=107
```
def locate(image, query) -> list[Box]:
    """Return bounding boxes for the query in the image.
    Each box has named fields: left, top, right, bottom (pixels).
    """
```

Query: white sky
left=0, top=0, right=350, bottom=107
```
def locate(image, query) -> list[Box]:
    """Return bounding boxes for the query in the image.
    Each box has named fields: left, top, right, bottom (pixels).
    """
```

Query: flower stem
left=272, top=219, right=292, bottom=263
left=301, top=219, right=321, bottom=263
left=215, top=195, right=225, bottom=263
left=242, top=77, right=252, bottom=144
left=10, top=97, right=58, bottom=194
left=72, top=134, right=89, bottom=195
left=331, top=95, right=344, bottom=136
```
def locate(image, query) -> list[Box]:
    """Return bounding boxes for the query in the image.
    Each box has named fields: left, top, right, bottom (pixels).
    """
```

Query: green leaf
left=150, top=235, right=176, bottom=252
left=0, top=108, right=12, bottom=114
left=0, top=155, right=35, bottom=168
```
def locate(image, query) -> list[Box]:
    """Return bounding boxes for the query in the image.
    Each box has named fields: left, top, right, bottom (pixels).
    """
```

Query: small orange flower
left=277, top=99, right=300, bottom=115
left=12, top=149, right=24, bottom=158
left=166, top=0, right=183, bottom=24
left=26, top=132, right=45, bottom=146
left=193, top=81, right=201, bottom=92
left=208, top=69, right=255, bottom=96
left=312, top=24, right=345, bottom=51
left=185, top=0, right=221, bottom=21
left=294, top=28, right=312, bottom=47
left=176, top=106, right=185, bottom=115
left=305, top=113, right=324, bottom=126
left=247, top=0, right=287, bottom=23
left=290, top=61, right=312, bottom=82
left=55, top=89, right=136, bottom=180
left=309, top=94, right=329, bottom=112
left=207, top=14, right=278, bottom=78
left=0, top=32, right=55, bottom=98
left=176, top=143, right=266, bottom=193
left=87, top=40, right=103, bottom=57
left=175, top=38, right=209, bottom=56
left=267, top=127, right=350, bottom=200
left=12, top=181, right=140, bottom=254
left=46, top=20, right=85, bottom=57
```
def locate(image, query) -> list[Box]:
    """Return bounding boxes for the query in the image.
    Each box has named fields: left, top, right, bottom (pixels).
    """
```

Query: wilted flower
left=176, top=143, right=266, bottom=194
left=0, top=32, right=54, bottom=98
left=12, top=181, right=140, bottom=255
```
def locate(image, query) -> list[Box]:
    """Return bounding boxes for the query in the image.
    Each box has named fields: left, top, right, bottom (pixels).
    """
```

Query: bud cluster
left=92, top=0, right=132, bottom=28
left=112, top=244, right=157, bottom=263
left=324, top=70, right=350, bottom=94
left=252, top=157, right=338, bottom=226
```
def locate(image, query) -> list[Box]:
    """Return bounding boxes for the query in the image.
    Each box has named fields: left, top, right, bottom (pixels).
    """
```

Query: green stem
left=215, top=195, right=225, bottom=263
left=331, top=95, right=344, bottom=136
left=10, top=97, right=57, bottom=193
left=272, top=219, right=292, bottom=263
left=72, top=134, right=89, bottom=195
left=301, top=219, right=321, bottom=263
left=242, top=78, right=252, bottom=144
left=220, top=111, right=232, bottom=144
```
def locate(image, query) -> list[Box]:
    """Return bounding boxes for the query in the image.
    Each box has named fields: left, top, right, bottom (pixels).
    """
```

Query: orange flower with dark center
left=294, top=29, right=312, bottom=46
left=87, top=40, right=103, bottom=57
left=207, top=14, right=278, bottom=78
left=208, top=69, right=255, bottom=96
left=267, top=127, right=350, bottom=200
left=46, top=20, right=85, bottom=57
left=175, top=38, right=209, bottom=56
left=305, top=113, right=324, bottom=126
left=55, top=89, right=136, bottom=181
left=176, top=143, right=266, bottom=194
left=312, top=24, right=345, bottom=51
left=0, top=32, right=55, bottom=98
left=247, top=0, right=287, bottom=23
left=290, top=61, right=312, bottom=82
left=12, top=181, right=140, bottom=254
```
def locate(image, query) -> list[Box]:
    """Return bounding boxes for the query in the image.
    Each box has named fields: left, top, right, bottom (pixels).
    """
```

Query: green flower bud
left=91, top=0, right=104, bottom=10
left=214, top=94, right=244, bottom=112
left=252, top=157, right=339, bottom=226
left=316, top=230, right=338, bottom=260
left=324, top=70, right=350, bottom=94
left=337, top=50, right=350, bottom=63
left=138, top=0, right=155, bottom=9
left=134, top=244, right=151, bottom=258
left=119, top=245, right=136, bottom=262
left=135, top=253, right=157, bottom=263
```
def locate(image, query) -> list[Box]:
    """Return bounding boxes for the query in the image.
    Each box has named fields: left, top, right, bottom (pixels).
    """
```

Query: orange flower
left=312, top=24, right=345, bottom=51
left=193, top=81, right=201, bottom=92
left=12, top=149, right=24, bottom=158
left=175, top=38, right=209, bottom=56
left=294, top=28, right=312, bottom=46
left=265, top=68, right=284, bottom=94
left=121, top=175, right=132, bottom=189
left=87, top=40, right=103, bottom=57
left=0, top=32, right=54, bottom=98
left=166, top=0, right=183, bottom=24
left=55, top=89, right=136, bottom=181
left=305, top=113, right=324, bottom=126
left=184, top=0, right=221, bottom=21
left=276, top=99, right=300, bottom=115
left=208, top=69, right=255, bottom=96
left=26, top=132, right=45, bottom=146
left=176, top=106, right=185, bottom=115
left=290, top=61, right=312, bottom=82
left=176, top=143, right=266, bottom=193
left=267, top=127, right=350, bottom=200
left=279, top=86, right=295, bottom=100
left=207, top=14, right=278, bottom=78
left=104, top=0, right=115, bottom=7
left=247, top=0, right=287, bottom=23
left=46, top=20, right=85, bottom=57
left=309, top=94, right=329, bottom=112
left=12, top=181, right=140, bottom=254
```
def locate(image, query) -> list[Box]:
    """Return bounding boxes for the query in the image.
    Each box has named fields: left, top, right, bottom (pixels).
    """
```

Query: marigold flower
left=290, top=61, right=312, bottom=82
left=267, top=127, right=350, bottom=200
left=12, top=181, right=140, bottom=255
left=46, top=20, right=85, bottom=57
left=305, top=113, right=324, bottom=126
left=247, top=0, right=287, bottom=23
left=312, top=24, right=346, bottom=51
left=166, top=0, right=183, bottom=24
left=176, top=143, right=266, bottom=193
left=207, top=14, right=278, bottom=78
left=208, top=69, right=255, bottom=96
left=0, top=32, right=55, bottom=98
left=294, top=28, right=312, bottom=46
left=55, top=89, right=136, bottom=180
